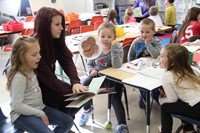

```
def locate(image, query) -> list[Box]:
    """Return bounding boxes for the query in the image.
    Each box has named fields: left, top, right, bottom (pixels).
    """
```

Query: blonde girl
left=124, top=7, right=136, bottom=24
left=7, top=37, right=73, bottom=133
left=79, top=23, right=129, bottom=133
left=158, top=43, right=200, bottom=133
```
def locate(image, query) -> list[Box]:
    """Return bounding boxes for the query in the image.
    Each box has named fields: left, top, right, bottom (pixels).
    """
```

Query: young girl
left=6, top=37, right=73, bottom=133
left=158, top=43, right=200, bottom=133
left=79, top=23, right=128, bottom=133
left=164, top=0, right=176, bottom=27
left=178, top=7, right=200, bottom=44
left=124, top=7, right=136, bottom=24
left=128, top=18, right=161, bottom=109
left=106, top=9, right=118, bottom=25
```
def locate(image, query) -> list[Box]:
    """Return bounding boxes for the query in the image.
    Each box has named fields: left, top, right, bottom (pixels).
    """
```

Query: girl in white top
left=158, top=43, right=200, bottom=133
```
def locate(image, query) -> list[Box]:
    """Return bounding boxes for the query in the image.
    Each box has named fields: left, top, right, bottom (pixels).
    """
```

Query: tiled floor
left=0, top=50, right=181, bottom=133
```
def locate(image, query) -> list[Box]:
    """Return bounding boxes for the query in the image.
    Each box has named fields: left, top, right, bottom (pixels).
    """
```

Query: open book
left=122, top=67, right=165, bottom=91
left=133, top=7, right=142, bottom=17
left=64, top=76, right=108, bottom=108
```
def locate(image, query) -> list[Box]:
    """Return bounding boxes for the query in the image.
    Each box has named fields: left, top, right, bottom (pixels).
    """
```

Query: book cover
left=133, top=7, right=142, bottom=17
left=65, top=76, right=106, bottom=108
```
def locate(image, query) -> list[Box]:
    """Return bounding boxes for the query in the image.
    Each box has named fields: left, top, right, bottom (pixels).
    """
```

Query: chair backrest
left=122, top=38, right=134, bottom=63
left=25, top=16, right=35, bottom=22
left=21, top=28, right=33, bottom=36
left=169, top=30, right=178, bottom=43
left=94, top=21, right=104, bottom=30
left=80, top=25, right=94, bottom=33
left=67, top=19, right=82, bottom=35
left=90, top=16, right=103, bottom=27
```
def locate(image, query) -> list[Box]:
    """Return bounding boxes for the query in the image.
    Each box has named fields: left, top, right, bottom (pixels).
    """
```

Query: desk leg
left=146, top=91, right=150, bottom=133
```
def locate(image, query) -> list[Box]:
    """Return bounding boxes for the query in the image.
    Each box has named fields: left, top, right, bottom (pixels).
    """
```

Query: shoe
left=183, top=130, right=197, bottom=133
left=138, top=98, right=145, bottom=109
left=79, top=107, right=94, bottom=126
left=114, top=124, right=129, bottom=133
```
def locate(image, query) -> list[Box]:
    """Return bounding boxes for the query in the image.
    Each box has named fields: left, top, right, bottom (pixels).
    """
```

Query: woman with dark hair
left=133, top=0, right=156, bottom=22
left=178, top=7, right=200, bottom=44
left=32, top=7, right=88, bottom=117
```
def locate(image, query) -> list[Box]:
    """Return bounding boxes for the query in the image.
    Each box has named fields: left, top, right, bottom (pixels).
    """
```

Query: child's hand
left=40, top=115, right=49, bottom=125
left=111, top=40, right=119, bottom=46
left=89, top=69, right=98, bottom=77
left=145, top=33, right=153, bottom=44
left=159, top=87, right=166, bottom=98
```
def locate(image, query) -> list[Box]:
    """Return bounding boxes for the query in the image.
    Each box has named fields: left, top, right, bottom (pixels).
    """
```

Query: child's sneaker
left=114, top=124, right=129, bottom=133
left=79, top=107, right=94, bottom=126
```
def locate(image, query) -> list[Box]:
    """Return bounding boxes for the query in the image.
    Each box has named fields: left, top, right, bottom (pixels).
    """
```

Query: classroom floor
left=0, top=47, right=181, bottom=133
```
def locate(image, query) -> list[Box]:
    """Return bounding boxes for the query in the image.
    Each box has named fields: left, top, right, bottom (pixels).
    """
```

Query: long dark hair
left=33, top=7, right=72, bottom=66
left=178, top=7, right=200, bottom=39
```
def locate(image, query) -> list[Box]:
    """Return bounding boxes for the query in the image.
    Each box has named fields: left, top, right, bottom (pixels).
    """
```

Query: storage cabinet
left=86, top=0, right=115, bottom=13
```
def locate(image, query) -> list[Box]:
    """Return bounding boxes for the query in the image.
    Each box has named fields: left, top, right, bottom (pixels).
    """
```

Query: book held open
left=64, top=76, right=107, bottom=108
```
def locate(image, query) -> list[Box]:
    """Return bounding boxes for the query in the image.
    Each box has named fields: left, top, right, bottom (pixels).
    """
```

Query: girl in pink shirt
left=124, top=7, right=136, bottom=24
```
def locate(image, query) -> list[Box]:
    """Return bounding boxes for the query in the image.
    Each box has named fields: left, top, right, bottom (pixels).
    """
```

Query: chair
left=80, top=25, right=94, bottom=33
left=171, top=114, right=200, bottom=133
left=188, top=36, right=200, bottom=42
left=90, top=16, right=103, bottom=27
left=122, top=37, right=134, bottom=63
left=170, top=30, right=178, bottom=43
left=94, top=21, right=104, bottom=30
left=21, top=28, right=33, bottom=36
left=25, top=16, right=35, bottom=22
left=67, top=19, right=82, bottom=35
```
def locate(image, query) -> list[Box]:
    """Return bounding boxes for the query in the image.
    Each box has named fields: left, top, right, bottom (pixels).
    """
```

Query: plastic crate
left=2, top=24, right=9, bottom=31
left=65, top=12, right=79, bottom=21
left=8, top=23, right=24, bottom=32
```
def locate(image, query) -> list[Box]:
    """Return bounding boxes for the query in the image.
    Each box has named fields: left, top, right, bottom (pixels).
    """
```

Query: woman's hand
left=72, top=83, right=88, bottom=93
left=89, top=69, right=98, bottom=77
left=40, top=114, right=49, bottom=125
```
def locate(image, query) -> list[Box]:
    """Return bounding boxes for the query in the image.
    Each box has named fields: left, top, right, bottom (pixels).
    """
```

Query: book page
left=133, top=7, right=142, bottom=17
left=122, top=74, right=161, bottom=91
left=64, top=76, right=106, bottom=97
left=139, top=67, right=165, bottom=79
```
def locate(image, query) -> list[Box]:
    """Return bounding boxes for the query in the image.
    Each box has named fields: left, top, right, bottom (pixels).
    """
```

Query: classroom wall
left=29, top=0, right=64, bottom=13
left=0, top=0, right=21, bottom=16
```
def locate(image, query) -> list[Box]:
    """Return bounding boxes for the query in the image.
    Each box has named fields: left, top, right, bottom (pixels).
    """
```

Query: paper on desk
left=122, top=67, right=164, bottom=91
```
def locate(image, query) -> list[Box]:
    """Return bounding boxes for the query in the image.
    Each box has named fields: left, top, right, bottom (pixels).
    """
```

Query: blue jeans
left=14, top=106, right=73, bottom=133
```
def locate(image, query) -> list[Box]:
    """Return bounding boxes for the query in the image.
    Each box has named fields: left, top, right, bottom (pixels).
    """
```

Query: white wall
left=0, top=0, right=20, bottom=16
left=29, top=0, right=64, bottom=13
left=63, top=0, right=87, bottom=13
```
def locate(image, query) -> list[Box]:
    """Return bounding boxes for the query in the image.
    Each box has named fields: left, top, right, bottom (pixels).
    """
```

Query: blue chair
left=171, top=114, right=200, bottom=133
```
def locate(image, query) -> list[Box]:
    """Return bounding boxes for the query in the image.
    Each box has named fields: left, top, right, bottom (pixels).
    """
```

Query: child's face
left=51, top=15, right=63, bottom=38
left=197, top=13, right=200, bottom=22
left=98, top=28, right=115, bottom=50
left=139, top=24, right=155, bottom=40
left=158, top=48, right=168, bottom=69
left=24, top=42, right=41, bottom=72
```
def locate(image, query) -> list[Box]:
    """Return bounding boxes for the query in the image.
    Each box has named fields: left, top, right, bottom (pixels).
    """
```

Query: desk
left=98, top=66, right=158, bottom=133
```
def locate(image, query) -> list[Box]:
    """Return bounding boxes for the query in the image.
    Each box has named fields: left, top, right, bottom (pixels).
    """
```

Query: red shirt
left=180, top=21, right=200, bottom=44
